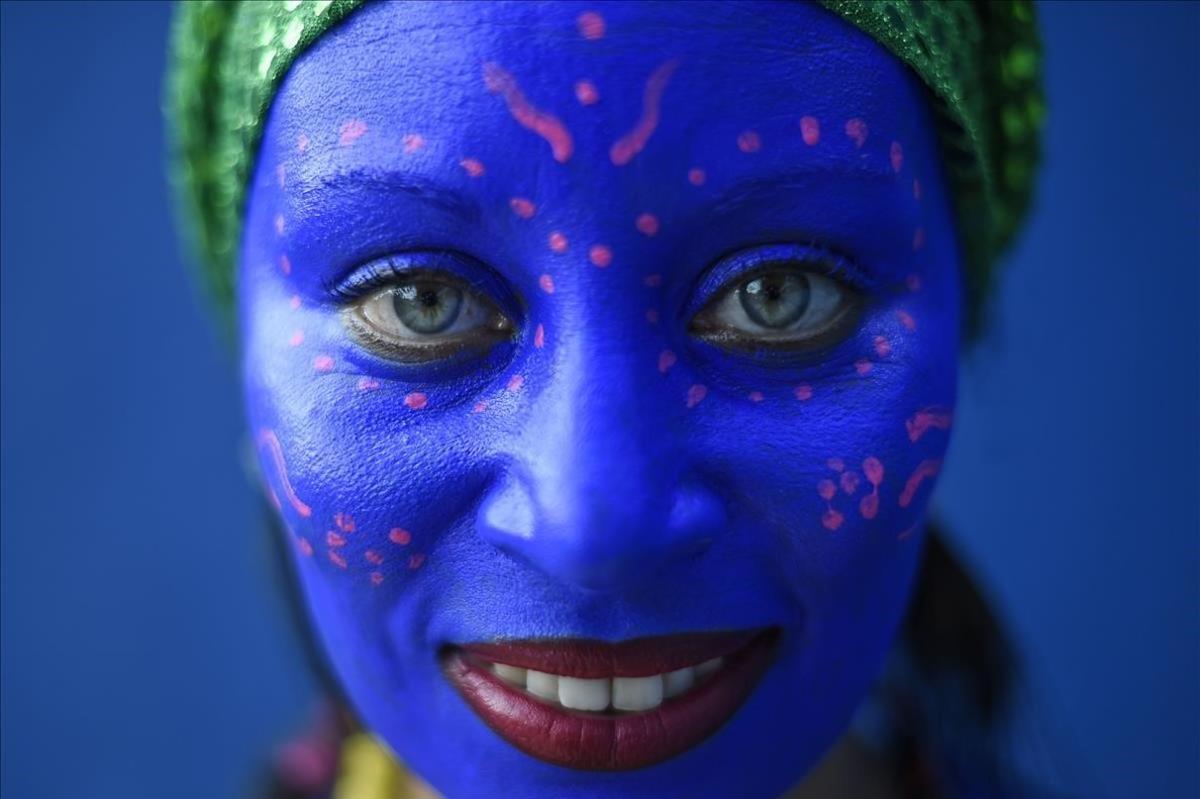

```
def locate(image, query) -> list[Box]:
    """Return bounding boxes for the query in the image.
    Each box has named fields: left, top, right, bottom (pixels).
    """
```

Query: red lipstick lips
left=443, top=628, right=779, bottom=771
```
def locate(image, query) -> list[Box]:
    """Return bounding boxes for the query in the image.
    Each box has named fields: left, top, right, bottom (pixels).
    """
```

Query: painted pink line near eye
left=258, top=429, right=312, bottom=518
left=578, top=10, right=605, bottom=39
left=610, top=58, right=681, bottom=166
left=899, top=459, right=941, bottom=508
left=339, top=119, right=367, bottom=147
left=483, top=62, right=574, bottom=163
left=574, top=80, right=599, bottom=106
left=800, top=116, right=820, bottom=146
left=906, top=407, right=953, bottom=442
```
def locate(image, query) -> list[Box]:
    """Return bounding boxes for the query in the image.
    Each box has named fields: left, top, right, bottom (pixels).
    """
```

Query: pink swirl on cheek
left=899, top=460, right=941, bottom=508
left=258, top=429, right=312, bottom=518
left=906, top=407, right=954, bottom=442
left=609, top=58, right=681, bottom=166
left=483, top=62, right=574, bottom=163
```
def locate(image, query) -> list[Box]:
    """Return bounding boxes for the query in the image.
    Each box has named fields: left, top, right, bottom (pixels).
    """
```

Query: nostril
left=666, top=483, right=727, bottom=557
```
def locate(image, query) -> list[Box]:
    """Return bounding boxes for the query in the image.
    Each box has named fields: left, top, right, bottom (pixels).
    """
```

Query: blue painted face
left=241, top=1, right=961, bottom=795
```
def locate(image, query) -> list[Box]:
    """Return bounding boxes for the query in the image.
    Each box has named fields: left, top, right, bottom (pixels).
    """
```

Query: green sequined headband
left=167, top=0, right=1043, bottom=332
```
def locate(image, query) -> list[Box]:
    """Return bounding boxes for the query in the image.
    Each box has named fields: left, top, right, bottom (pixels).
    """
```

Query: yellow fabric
left=333, top=733, right=417, bottom=799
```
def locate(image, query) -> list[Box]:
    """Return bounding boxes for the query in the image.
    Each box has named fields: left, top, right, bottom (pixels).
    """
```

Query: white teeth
left=526, top=669, right=559, bottom=701
left=558, top=676, right=611, bottom=711
left=663, top=667, right=695, bottom=698
left=491, top=658, right=722, bottom=712
left=493, top=663, right=527, bottom=686
left=612, top=675, right=664, bottom=711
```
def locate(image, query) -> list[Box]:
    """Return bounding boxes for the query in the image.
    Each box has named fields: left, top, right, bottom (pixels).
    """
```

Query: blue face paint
left=241, top=1, right=961, bottom=795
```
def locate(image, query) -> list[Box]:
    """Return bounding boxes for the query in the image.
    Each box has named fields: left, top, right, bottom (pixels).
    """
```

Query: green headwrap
left=168, top=0, right=1043, bottom=332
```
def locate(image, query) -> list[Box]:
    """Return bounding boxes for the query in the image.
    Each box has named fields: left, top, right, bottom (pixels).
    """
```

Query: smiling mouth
left=442, top=627, right=780, bottom=770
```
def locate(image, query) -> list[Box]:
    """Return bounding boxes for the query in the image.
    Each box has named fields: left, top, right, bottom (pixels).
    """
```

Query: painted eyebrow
left=706, top=166, right=896, bottom=219
left=289, top=169, right=482, bottom=226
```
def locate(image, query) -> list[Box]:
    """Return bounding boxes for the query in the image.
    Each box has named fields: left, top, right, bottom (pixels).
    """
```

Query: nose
left=475, top=344, right=726, bottom=591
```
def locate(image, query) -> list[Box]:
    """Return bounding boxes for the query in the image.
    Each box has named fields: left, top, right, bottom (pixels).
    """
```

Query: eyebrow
left=706, top=166, right=896, bottom=220
left=290, top=169, right=483, bottom=226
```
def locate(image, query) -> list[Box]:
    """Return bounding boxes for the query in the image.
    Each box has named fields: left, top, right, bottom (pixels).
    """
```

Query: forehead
left=272, top=0, right=924, bottom=176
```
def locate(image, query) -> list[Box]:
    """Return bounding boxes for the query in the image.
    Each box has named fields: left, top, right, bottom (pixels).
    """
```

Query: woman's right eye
left=344, top=273, right=514, bottom=362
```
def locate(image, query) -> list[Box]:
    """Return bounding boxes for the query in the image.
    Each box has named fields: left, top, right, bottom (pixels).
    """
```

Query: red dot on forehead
left=635, top=213, right=660, bottom=236
left=509, top=197, right=536, bottom=219
left=574, top=80, right=599, bottom=105
left=800, top=116, right=820, bottom=146
left=589, top=244, right=613, bottom=268
left=737, top=130, right=761, bottom=153
left=577, top=11, right=606, bottom=39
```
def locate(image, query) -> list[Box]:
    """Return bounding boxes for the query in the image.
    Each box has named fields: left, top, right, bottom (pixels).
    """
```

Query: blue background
left=1, top=2, right=1195, bottom=796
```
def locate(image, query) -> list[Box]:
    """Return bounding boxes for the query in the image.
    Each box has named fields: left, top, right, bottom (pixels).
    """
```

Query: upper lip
left=457, top=629, right=761, bottom=678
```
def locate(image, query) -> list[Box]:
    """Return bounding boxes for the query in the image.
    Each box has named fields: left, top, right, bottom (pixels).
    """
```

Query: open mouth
left=442, top=627, right=780, bottom=770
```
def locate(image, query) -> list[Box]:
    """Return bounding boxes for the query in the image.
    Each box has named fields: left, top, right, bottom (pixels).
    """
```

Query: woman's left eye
left=344, top=274, right=514, bottom=362
left=689, top=266, right=860, bottom=352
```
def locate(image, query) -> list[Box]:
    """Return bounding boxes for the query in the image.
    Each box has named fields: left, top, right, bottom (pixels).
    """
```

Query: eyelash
left=684, top=241, right=871, bottom=318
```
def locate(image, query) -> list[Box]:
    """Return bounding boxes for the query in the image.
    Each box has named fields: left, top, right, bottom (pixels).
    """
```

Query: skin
left=240, top=2, right=961, bottom=797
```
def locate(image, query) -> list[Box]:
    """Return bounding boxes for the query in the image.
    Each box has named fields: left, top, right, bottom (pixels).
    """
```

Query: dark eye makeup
left=332, top=243, right=865, bottom=367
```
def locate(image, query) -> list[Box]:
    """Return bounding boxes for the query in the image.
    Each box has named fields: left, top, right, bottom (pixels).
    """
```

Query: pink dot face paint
left=239, top=2, right=961, bottom=797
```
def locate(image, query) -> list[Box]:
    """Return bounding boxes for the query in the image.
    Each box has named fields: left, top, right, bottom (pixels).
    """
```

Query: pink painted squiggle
left=610, top=58, right=681, bottom=166
left=483, top=63, right=574, bottom=163
left=258, top=428, right=312, bottom=518
left=898, top=459, right=941, bottom=508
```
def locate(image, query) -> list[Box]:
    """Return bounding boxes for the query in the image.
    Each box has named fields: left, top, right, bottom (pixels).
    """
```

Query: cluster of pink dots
left=297, top=510, right=427, bottom=586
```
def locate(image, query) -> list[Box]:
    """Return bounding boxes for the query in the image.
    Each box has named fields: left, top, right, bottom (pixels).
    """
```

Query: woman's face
left=241, top=2, right=960, bottom=796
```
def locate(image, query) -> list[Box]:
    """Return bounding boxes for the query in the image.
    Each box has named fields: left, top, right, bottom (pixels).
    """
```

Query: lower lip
left=442, top=629, right=779, bottom=771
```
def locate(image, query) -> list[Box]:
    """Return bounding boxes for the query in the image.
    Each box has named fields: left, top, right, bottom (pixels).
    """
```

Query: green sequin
left=166, top=0, right=1043, bottom=334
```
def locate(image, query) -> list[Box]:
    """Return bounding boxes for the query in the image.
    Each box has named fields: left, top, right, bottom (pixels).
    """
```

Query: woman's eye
left=345, top=274, right=514, bottom=362
left=689, top=266, right=860, bottom=352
